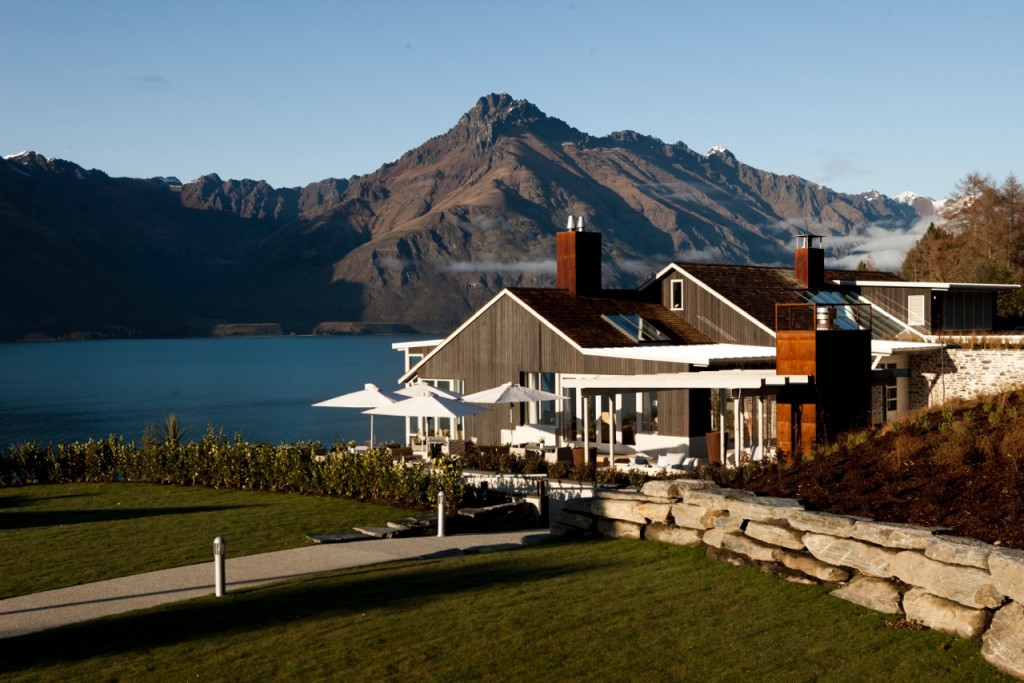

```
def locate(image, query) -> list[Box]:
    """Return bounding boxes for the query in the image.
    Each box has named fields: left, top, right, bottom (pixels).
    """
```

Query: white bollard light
left=213, top=536, right=226, bottom=597
left=437, top=490, right=446, bottom=537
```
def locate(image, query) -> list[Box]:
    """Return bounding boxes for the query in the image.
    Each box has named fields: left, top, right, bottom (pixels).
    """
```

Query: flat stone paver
left=0, top=530, right=552, bottom=640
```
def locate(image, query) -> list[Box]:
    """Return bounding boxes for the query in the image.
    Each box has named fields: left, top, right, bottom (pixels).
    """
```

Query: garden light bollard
left=213, top=536, right=226, bottom=597
left=437, top=490, right=445, bottom=537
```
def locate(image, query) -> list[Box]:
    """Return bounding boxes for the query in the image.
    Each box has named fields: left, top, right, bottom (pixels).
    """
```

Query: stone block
left=851, top=520, right=946, bottom=550
left=989, top=547, right=1024, bottom=604
left=712, top=512, right=744, bottom=531
left=720, top=532, right=779, bottom=563
left=830, top=576, right=904, bottom=614
left=746, top=521, right=805, bottom=550
left=778, top=550, right=850, bottom=583
left=636, top=501, right=673, bottom=524
left=588, top=498, right=648, bottom=524
left=804, top=533, right=900, bottom=578
left=982, top=601, right=1024, bottom=679
left=902, top=588, right=991, bottom=640
left=925, top=535, right=994, bottom=569
left=684, top=487, right=755, bottom=508
left=593, top=489, right=655, bottom=503
left=672, top=504, right=726, bottom=530
left=561, top=497, right=592, bottom=515
left=786, top=510, right=860, bottom=537
left=706, top=545, right=754, bottom=569
left=645, top=522, right=703, bottom=547
left=724, top=496, right=804, bottom=523
left=641, top=479, right=717, bottom=499
left=557, top=509, right=594, bottom=530
left=702, top=527, right=730, bottom=549
left=892, top=550, right=1002, bottom=609
left=595, top=518, right=643, bottom=539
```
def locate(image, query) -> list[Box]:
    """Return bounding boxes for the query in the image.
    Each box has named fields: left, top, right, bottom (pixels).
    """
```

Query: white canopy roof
left=560, top=369, right=810, bottom=395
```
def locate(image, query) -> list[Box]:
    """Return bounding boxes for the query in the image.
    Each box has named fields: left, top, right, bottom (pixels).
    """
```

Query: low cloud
left=129, top=74, right=170, bottom=89
left=444, top=259, right=555, bottom=274
left=373, top=255, right=414, bottom=270
left=826, top=217, right=935, bottom=272
left=817, top=151, right=872, bottom=186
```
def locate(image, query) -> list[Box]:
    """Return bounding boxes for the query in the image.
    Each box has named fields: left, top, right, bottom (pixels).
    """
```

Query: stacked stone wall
left=554, top=479, right=1024, bottom=679
left=909, top=348, right=1024, bottom=410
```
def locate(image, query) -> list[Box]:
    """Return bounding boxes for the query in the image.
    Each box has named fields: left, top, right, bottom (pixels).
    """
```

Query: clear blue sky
left=2, top=0, right=1021, bottom=201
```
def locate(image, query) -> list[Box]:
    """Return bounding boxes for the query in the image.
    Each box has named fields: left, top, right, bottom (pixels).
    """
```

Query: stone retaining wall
left=553, top=479, right=1024, bottom=679
left=910, top=348, right=1024, bottom=409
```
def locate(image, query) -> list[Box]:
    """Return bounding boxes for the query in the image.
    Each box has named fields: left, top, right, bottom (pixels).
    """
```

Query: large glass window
left=525, top=372, right=558, bottom=425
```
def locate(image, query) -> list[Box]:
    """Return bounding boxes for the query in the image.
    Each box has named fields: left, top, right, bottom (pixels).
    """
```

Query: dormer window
left=603, top=314, right=671, bottom=343
left=670, top=280, right=683, bottom=310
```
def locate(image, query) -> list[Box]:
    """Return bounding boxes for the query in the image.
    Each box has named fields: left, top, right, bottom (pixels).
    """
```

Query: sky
left=2, top=0, right=1022, bottom=204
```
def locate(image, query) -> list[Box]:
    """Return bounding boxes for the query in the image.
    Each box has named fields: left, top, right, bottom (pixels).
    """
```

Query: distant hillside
left=0, top=94, right=925, bottom=340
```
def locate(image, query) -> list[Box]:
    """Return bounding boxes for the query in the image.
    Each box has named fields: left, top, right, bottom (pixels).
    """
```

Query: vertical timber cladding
left=412, top=294, right=694, bottom=444
left=860, top=285, right=930, bottom=331
left=662, top=276, right=776, bottom=346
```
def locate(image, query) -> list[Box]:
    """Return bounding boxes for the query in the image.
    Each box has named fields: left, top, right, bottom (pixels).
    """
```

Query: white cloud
left=825, top=217, right=936, bottom=272
left=129, top=75, right=170, bottom=89
left=444, top=259, right=556, bottom=274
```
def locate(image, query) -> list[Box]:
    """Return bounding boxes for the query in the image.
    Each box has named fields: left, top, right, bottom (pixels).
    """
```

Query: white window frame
left=907, top=294, right=926, bottom=326
left=670, top=280, right=684, bottom=310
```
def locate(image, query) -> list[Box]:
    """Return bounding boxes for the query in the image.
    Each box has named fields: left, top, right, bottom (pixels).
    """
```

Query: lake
left=0, top=335, right=430, bottom=448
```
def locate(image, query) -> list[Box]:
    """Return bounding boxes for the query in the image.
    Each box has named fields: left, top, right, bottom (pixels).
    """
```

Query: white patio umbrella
left=395, top=382, right=463, bottom=399
left=312, top=383, right=402, bottom=448
left=462, top=382, right=568, bottom=439
left=463, top=381, right=567, bottom=405
left=364, top=394, right=486, bottom=441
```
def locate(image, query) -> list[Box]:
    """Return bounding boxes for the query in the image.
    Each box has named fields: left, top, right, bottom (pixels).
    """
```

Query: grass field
left=0, top=483, right=412, bottom=597
left=0, top=483, right=1008, bottom=681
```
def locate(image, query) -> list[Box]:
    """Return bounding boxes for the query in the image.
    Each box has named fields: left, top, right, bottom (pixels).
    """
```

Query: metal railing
left=776, top=302, right=872, bottom=332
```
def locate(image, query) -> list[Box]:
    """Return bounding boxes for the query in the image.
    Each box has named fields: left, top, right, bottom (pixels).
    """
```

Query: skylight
left=602, top=314, right=671, bottom=343
left=799, top=290, right=919, bottom=340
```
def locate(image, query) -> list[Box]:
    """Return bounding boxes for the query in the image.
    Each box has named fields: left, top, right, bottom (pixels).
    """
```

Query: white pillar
left=757, top=395, right=765, bottom=460
left=733, top=391, right=743, bottom=467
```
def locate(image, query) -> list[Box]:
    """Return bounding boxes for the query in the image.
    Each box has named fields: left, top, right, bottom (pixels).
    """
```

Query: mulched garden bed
left=730, top=389, right=1024, bottom=550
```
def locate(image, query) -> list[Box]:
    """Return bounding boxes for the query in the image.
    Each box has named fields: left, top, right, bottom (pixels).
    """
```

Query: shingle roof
left=673, top=263, right=904, bottom=330
left=508, top=287, right=713, bottom=348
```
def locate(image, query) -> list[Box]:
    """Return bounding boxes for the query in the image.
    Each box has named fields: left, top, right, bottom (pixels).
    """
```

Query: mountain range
left=0, top=93, right=932, bottom=341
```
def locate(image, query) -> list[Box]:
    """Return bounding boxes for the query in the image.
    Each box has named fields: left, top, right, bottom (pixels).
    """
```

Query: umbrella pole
left=370, top=415, right=375, bottom=449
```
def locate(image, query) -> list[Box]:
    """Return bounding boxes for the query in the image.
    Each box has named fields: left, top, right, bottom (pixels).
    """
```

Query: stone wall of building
left=909, top=348, right=1024, bottom=411
left=554, top=480, right=1024, bottom=679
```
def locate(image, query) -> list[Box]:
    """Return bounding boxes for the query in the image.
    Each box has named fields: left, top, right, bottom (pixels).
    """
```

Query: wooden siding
left=412, top=295, right=695, bottom=443
left=859, top=285, right=931, bottom=332
left=661, top=276, right=776, bottom=346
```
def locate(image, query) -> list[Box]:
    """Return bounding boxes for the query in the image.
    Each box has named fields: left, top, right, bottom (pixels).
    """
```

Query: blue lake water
left=0, top=335, right=429, bottom=448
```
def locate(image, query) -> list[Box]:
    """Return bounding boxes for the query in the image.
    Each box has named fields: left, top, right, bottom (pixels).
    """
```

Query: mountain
left=0, top=94, right=925, bottom=340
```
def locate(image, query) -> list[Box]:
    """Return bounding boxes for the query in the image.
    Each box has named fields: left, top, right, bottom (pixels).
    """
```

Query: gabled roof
left=652, top=262, right=905, bottom=333
left=508, top=287, right=713, bottom=347
left=399, top=287, right=714, bottom=383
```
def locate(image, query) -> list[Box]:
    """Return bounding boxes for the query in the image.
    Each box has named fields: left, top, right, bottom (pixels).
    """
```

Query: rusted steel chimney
left=556, top=215, right=602, bottom=296
left=795, top=234, right=825, bottom=289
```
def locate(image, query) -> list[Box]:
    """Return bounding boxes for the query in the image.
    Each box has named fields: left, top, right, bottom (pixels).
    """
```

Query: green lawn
left=0, top=539, right=1005, bottom=682
left=0, top=483, right=1008, bottom=681
left=0, top=483, right=413, bottom=597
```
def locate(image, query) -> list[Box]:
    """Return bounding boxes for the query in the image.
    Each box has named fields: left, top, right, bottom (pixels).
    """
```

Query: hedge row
left=0, top=428, right=463, bottom=508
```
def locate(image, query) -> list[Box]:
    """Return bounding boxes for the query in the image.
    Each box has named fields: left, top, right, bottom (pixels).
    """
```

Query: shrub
left=0, top=431, right=464, bottom=509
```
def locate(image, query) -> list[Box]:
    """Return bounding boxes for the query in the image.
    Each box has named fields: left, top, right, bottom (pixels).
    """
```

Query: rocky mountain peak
left=450, top=93, right=583, bottom=149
